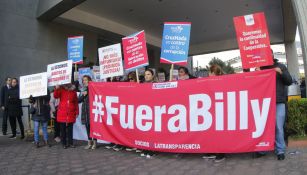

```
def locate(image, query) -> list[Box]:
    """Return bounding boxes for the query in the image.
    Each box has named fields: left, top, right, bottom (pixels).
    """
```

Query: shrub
left=287, top=98, right=307, bottom=137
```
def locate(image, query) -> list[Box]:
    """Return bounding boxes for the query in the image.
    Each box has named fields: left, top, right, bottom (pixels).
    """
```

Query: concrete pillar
left=285, top=41, right=300, bottom=82
left=292, top=0, right=307, bottom=95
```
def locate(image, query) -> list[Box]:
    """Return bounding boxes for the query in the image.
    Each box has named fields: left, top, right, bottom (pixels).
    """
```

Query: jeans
left=34, top=121, right=48, bottom=142
left=275, top=103, right=286, bottom=155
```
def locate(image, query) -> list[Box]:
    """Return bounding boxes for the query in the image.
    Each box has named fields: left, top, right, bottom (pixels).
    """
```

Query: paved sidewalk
left=0, top=135, right=307, bottom=175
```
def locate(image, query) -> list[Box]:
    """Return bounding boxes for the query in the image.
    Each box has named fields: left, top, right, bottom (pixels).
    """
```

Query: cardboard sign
left=160, top=22, right=191, bottom=65
left=122, top=31, right=149, bottom=71
left=19, top=72, right=48, bottom=99
left=68, top=36, right=84, bottom=64
left=233, top=12, right=273, bottom=69
left=98, top=43, right=124, bottom=79
left=47, top=60, right=73, bottom=86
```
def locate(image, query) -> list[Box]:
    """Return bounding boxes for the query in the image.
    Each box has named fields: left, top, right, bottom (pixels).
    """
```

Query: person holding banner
left=127, top=72, right=137, bottom=82
left=140, top=69, right=157, bottom=158
left=1, top=77, right=11, bottom=135
left=7, top=78, right=25, bottom=139
left=144, top=69, right=157, bottom=83
left=178, top=67, right=194, bottom=80
left=202, top=65, right=226, bottom=162
left=54, top=84, right=79, bottom=149
left=29, top=93, right=51, bottom=148
left=259, top=56, right=292, bottom=160
left=78, top=75, right=97, bottom=150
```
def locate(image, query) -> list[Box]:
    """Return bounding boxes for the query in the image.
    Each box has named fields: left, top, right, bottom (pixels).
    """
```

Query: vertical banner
left=98, top=43, right=124, bottom=79
left=89, top=69, right=276, bottom=153
left=160, top=22, right=191, bottom=65
left=122, top=30, right=149, bottom=71
left=233, top=12, right=273, bottom=69
left=78, top=67, right=92, bottom=88
left=47, top=60, right=73, bottom=86
left=68, top=36, right=84, bottom=64
left=19, top=72, right=48, bottom=99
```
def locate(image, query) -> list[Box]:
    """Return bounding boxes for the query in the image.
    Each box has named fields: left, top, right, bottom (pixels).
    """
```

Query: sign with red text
left=47, top=60, right=73, bottom=86
left=233, top=12, right=273, bottom=69
left=122, top=30, right=149, bottom=71
left=89, top=70, right=276, bottom=153
left=19, top=72, right=48, bottom=99
left=98, top=43, right=124, bottom=79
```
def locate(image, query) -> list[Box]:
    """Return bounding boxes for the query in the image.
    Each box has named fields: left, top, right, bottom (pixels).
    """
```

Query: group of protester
left=0, top=52, right=295, bottom=162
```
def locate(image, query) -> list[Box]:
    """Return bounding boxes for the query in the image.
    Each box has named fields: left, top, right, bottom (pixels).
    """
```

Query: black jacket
left=1, top=85, right=10, bottom=108
left=7, top=85, right=23, bottom=116
left=30, top=93, right=51, bottom=122
left=78, top=89, right=89, bottom=125
left=261, top=60, right=293, bottom=103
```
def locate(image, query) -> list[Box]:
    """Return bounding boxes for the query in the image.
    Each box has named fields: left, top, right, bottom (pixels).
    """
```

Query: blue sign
left=68, top=36, right=84, bottom=64
left=160, top=22, right=191, bottom=65
left=78, top=67, right=92, bottom=89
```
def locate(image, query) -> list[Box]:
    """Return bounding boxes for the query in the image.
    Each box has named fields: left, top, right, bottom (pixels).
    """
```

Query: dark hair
left=11, top=78, right=18, bottom=83
left=178, top=67, right=189, bottom=75
left=82, top=75, right=92, bottom=82
left=145, top=69, right=154, bottom=76
left=5, top=77, right=11, bottom=81
left=127, top=72, right=137, bottom=82
left=209, top=65, right=223, bottom=76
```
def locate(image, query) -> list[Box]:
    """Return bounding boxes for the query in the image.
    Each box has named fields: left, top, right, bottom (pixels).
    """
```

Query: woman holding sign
left=29, top=93, right=51, bottom=148
left=78, top=75, right=97, bottom=150
left=54, top=84, right=78, bottom=149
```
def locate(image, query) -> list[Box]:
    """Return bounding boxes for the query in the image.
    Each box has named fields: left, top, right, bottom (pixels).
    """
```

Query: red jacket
left=53, top=87, right=79, bottom=123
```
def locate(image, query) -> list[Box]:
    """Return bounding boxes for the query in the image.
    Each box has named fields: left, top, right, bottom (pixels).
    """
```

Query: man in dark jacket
left=261, top=57, right=293, bottom=160
left=1, top=77, right=11, bottom=135
left=7, top=78, right=24, bottom=139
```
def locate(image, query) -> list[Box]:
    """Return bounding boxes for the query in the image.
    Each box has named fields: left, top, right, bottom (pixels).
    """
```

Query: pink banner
left=89, top=70, right=276, bottom=153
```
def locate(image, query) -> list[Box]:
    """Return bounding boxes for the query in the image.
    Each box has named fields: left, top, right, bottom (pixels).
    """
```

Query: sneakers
left=63, top=145, right=67, bottom=149
left=202, top=154, right=216, bottom=159
left=135, top=149, right=142, bottom=153
left=91, top=140, right=97, bottom=150
left=20, top=135, right=25, bottom=140
left=84, top=141, right=92, bottom=150
left=9, top=135, right=16, bottom=139
left=69, top=145, right=76, bottom=148
left=277, top=154, right=285, bottom=160
left=113, top=145, right=123, bottom=151
left=126, top=147, right=137, bottom=151
left=54, top=137, right=61, bottom=143
left=214, top=154, right=226, bottom=163
left=253, top=152, right=266, bottom=159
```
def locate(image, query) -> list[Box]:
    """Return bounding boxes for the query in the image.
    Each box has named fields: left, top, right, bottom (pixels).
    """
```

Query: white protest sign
left=47, top=60, right=73, bottom=86
left=99, top=43, right=124, bottom=79
left=19, top=72, right=48, bottom=99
